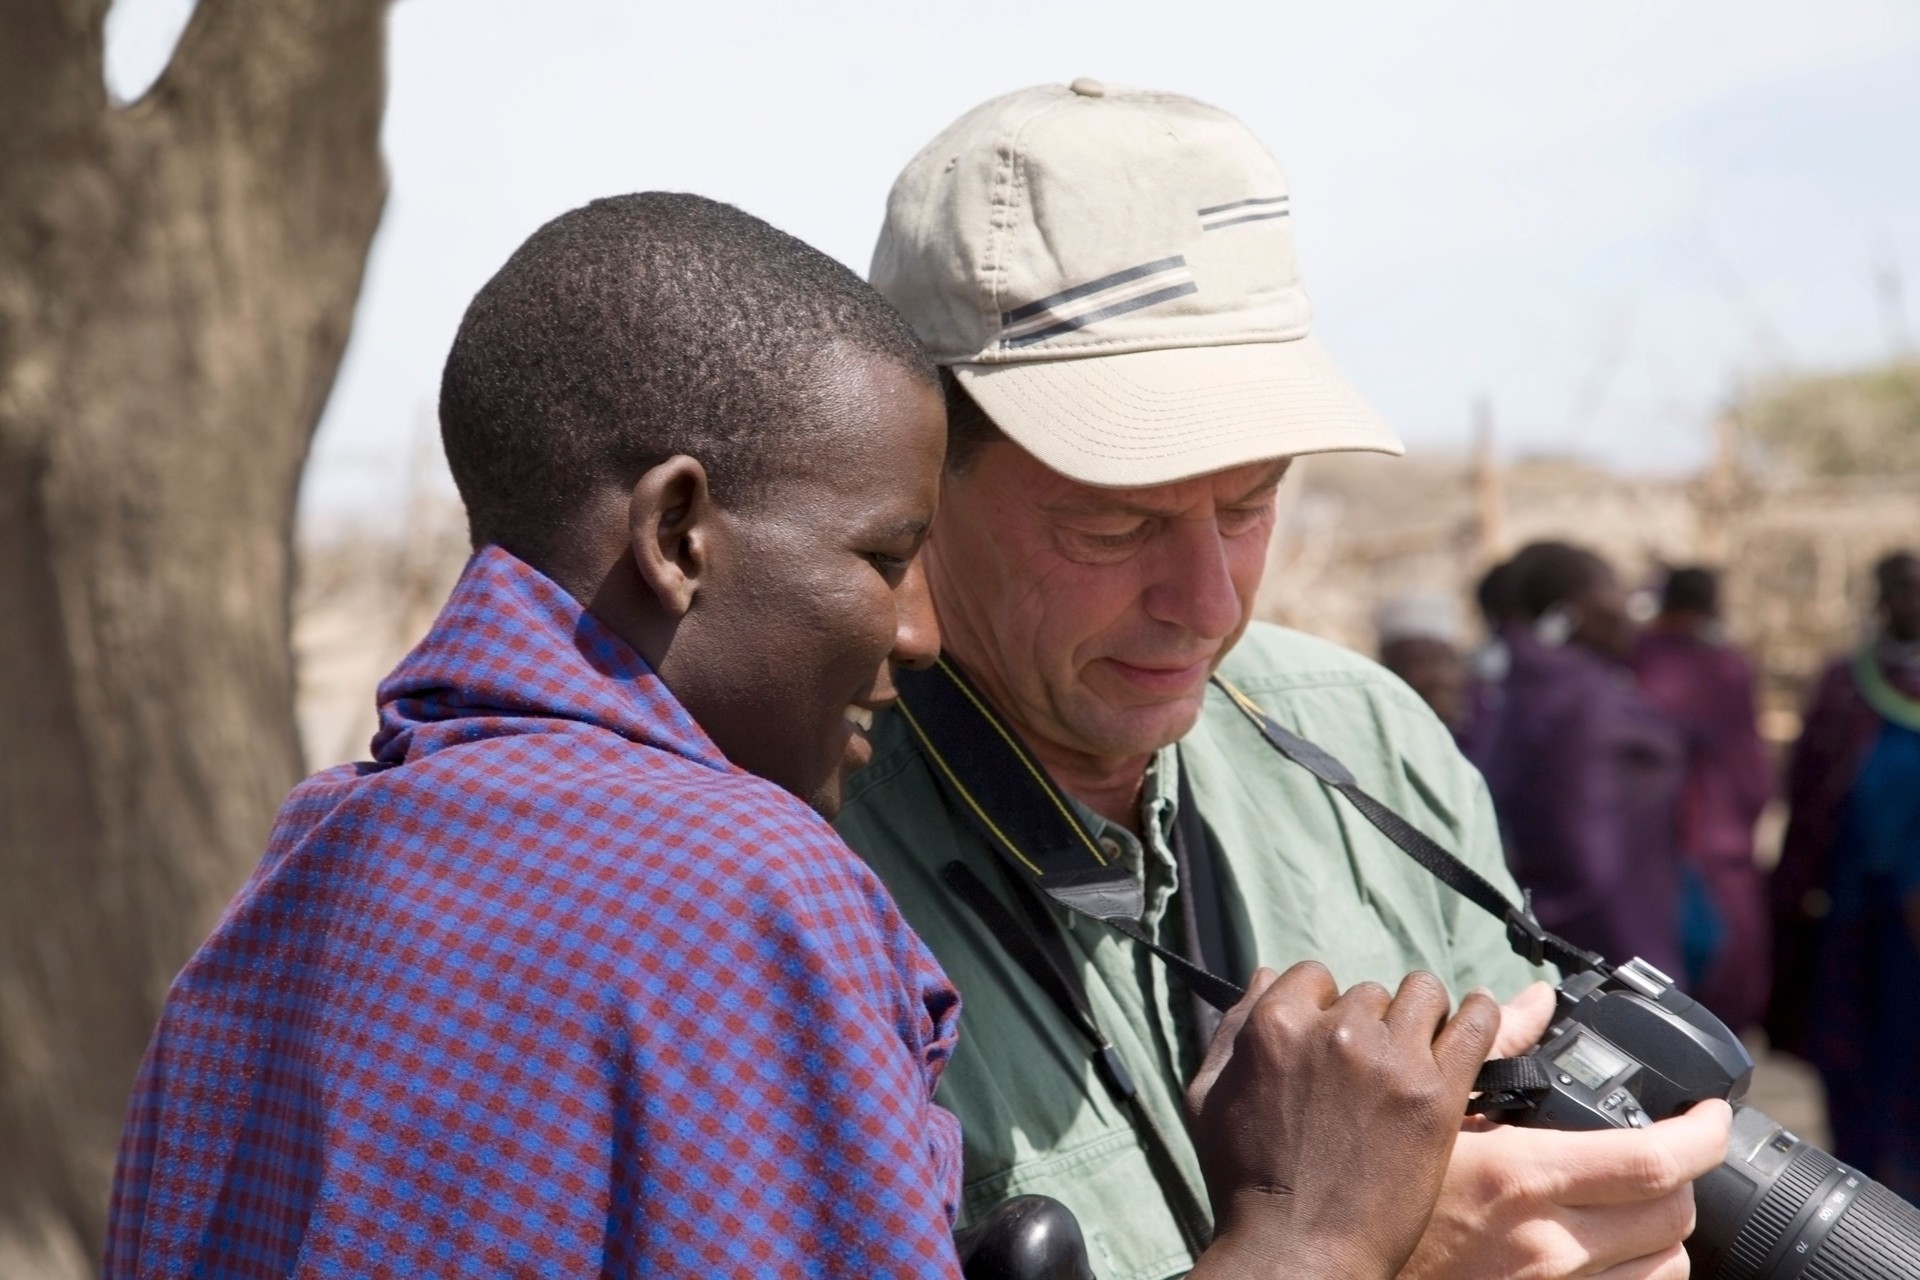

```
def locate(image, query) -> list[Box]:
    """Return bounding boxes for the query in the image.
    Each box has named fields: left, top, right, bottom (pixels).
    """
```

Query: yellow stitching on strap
left=933, top=656, right=1110, bottom=867
left=1212, top=674, right=1267, bottom=725
left=895, top=696, right=1047, bottom=879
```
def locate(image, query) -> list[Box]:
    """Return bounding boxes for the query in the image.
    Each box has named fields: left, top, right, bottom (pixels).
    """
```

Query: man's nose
left=890, top=555, right=942, bottom=671
left=1144, top=519, right=1242, bottom=640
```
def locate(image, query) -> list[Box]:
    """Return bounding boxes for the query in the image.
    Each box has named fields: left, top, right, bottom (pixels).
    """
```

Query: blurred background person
left=1375, top=591, right=1471, bottom=736
left=1631, top=566, right=1774, bottom=1031
left=1458, top=557, right=1525, bottom=761
left=1478, top=541, right=1686, bottom=979
left=1771, top=550, right=1920, bottom=1198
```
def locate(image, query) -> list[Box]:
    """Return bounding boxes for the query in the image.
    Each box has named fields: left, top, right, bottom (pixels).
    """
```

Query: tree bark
left=0, top=3, right=389, bottom=1272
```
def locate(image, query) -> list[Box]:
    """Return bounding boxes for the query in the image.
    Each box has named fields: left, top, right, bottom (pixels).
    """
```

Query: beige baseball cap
left=871, top=79, right=1403, bottom=487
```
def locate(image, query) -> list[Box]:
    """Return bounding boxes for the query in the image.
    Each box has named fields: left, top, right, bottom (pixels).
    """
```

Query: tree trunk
left=0, top=3, right=388, bottom=1272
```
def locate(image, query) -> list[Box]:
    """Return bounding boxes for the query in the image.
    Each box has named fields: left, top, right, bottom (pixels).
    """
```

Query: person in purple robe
left=1771, top=550, right=1920, bottom=1198
left=1478, top=542, right=1687, bottom=980
left=1460, top=553, right=1540, bottom=772
left=1631, top=567, right=1775, bottom=1031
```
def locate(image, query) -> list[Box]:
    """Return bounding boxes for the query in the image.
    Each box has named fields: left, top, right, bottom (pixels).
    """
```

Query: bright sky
left=107, top=1, right=1920, bottom=529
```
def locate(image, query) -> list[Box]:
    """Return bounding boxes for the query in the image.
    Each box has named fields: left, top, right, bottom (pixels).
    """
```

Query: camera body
left=1498, top=957, right=1920, bottom=1279
left=1507, top=956, right=1754, bottom=1133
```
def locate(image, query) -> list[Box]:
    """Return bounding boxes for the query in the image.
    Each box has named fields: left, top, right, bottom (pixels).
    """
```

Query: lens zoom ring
left=1720, top=1146, right=1836, bottom=1278
left=1802, top=1180, right=1920, bottom=1280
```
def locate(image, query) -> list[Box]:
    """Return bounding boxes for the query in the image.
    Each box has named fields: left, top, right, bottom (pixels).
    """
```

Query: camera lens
left=1689, top=1104, right=1920, bottom=1279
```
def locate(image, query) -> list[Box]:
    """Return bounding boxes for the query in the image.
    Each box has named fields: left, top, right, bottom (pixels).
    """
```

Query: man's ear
left=628, top=455, right=714, bottom=618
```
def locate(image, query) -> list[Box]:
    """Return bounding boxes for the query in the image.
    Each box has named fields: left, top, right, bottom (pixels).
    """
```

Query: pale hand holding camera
left=1397, top=981, right=1734, bottom=1280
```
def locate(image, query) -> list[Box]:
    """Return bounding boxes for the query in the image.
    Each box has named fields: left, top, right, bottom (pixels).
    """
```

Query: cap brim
left=952, top=334, right=1403, bottom=488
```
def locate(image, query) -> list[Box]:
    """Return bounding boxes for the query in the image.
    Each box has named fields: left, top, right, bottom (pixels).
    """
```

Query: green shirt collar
left=1061, top=745, right=1182, bottom=931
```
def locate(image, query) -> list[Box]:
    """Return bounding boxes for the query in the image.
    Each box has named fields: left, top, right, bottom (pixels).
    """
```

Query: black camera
left=1486, top=956, right=1920, bottom=1278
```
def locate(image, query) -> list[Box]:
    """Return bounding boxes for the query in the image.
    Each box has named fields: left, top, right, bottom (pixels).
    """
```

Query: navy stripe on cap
left=1004, top=281, right=1200, bottom=348
left=1002, top=255, right=1188, bottom=325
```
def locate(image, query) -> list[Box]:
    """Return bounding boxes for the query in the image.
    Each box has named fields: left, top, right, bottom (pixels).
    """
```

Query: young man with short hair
left=106, top=192, right=964, bottom=1277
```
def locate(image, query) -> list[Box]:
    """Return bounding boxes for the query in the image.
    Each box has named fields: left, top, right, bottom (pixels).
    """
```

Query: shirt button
left=1099, top=837, right=1123, bottom=858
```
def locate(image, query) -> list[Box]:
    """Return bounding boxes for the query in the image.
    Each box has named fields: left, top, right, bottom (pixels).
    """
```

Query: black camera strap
left=1467, top=1054, right=1558, bottom=1116
left=1209, top=676, right=1605, bottom=978
left=939, top=859, right=1215, bottom=1254
left=893, top=659, right=1246, bottom=1011
left=1172, top=771, right=1234, bottom=1048
left=893, top=659, right=1584, bottom=1140
left=895, top=659, right=1230, bottom=1250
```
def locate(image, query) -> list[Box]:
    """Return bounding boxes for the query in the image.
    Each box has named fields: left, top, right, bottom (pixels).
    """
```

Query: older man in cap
left=836, top=80, right=1728, bottom=1280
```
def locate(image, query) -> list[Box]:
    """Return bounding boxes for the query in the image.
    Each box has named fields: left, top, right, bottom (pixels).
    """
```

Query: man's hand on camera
left=1397, top=1097, right=1733, bottom=1280
left=1183, top=963, right=1500, bottom=1280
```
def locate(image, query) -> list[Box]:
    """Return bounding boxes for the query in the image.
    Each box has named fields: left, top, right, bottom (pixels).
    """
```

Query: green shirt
left=835, top=622, right=1543, bottom=1280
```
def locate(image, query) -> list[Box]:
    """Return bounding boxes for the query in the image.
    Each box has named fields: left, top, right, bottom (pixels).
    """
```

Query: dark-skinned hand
left=1183, top=963, right=1500, bottom=1280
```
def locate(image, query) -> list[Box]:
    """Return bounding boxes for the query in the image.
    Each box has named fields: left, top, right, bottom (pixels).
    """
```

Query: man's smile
left=1097, top=655, right=1215, bottom=696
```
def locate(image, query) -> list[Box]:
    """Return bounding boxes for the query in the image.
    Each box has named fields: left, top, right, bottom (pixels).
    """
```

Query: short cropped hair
left=440, top=192, right=936, bottom=560
left=1876, top=550, right=1920, bottom=597
left=1474, top=559, right=1524, bottom=629
left=1660, top=566, right=1719, bottom=617
left=1511, top=541, right=1610, bottom=620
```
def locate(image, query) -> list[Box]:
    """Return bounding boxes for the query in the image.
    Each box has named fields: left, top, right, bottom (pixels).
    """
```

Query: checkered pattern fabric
left=104, top=546, right=964, bottom=1278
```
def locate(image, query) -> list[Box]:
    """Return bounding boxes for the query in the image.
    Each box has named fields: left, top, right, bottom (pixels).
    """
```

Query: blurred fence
left=1257, top=450, right=1920, bottom=744
left=295, top=444, right=1920, bottom=771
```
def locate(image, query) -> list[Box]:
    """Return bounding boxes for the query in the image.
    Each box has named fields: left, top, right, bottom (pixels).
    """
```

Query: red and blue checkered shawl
left=105, top=545, right=964, bottom=1278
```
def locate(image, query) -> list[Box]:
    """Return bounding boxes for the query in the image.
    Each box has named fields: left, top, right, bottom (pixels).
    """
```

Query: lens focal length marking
left=1759, top=1161, right=1866, bottom=1280
left=1788, top=1173, right=1860, bottom=1260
